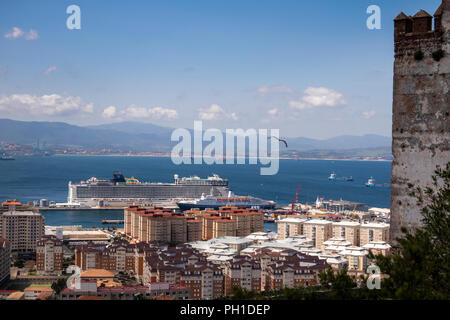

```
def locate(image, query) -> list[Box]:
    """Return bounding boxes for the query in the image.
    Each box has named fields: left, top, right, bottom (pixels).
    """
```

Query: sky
left=0, top=0, right=442, bottom=139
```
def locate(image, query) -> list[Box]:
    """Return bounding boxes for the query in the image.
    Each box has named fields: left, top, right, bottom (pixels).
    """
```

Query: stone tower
left=391, top=0, right=450, bottom=242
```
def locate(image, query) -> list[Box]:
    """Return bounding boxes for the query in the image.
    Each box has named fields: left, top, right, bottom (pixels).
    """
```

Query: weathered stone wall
left=390, top=0, right=450, bottom=242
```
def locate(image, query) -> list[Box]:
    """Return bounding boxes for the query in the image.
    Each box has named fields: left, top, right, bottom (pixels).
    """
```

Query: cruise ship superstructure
left=68, top=172, right=229, bottom=207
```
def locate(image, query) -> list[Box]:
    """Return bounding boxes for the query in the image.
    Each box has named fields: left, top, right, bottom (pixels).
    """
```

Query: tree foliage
left=51, top=278, right=67, bottom=295
left=372, top=162, right=450, bottom=299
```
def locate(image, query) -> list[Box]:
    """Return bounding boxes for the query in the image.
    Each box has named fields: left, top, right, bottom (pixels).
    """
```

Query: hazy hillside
left=0, top=119, right=392, bottom=156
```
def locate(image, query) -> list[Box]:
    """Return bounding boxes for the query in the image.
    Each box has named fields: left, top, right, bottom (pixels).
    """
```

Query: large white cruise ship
left=67, top=172, right=229, bottom=207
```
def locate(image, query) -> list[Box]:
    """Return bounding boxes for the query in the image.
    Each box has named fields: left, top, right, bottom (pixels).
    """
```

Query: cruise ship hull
left=177, top=202, right=275, bottom=211
left=68, top=173, right=230, bottom=208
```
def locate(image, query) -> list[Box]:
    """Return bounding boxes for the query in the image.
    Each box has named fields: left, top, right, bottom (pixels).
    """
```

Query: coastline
left=53, top=154, right=392, bottom=162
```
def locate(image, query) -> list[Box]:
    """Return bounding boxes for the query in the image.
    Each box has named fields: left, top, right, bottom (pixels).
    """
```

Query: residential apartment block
left=332, top=221, right=361, bottom=246
left=124, top=206, right=264, bottom=243
left=303, top=220, right=333, bottom=250
left=0, top=210, right=45, bottom=253
left=276, top=217, right=307, bottom=240
left=360, top=223, right=390, bottom=246
left=36, top=235, right=63, bottom=275
left=224, top=255, right=261, bottom=295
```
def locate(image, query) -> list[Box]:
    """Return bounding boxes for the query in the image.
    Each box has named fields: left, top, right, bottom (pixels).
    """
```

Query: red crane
left=291, top=183, right=302, bottom=214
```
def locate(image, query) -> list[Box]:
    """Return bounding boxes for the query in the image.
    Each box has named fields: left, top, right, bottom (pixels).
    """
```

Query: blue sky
left=0, top=0, right=442, bottom=139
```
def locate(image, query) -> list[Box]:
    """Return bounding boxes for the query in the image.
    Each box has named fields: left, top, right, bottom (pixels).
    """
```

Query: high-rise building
left=0, top=210, right=45, bottom=253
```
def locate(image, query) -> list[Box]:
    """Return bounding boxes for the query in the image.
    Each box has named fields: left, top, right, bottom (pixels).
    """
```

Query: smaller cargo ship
left=177, top=191, right=276, bottom=211
left=365, top=177, right=390, bottom=188
left=328, top=173, right=353, bottom=181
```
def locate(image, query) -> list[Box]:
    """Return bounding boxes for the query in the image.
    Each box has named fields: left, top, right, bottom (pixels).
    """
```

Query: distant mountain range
left=0, top=119, right=392, bottom=156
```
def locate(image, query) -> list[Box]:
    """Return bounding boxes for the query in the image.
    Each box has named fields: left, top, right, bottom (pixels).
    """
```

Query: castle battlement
left=394, top=4, right=446, bottom=57
left=390, top=0, right=450, bottom=243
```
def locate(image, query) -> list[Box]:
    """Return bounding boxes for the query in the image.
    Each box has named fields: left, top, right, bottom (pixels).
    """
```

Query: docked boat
left=329, top=173, right=353, bottom=181
left=177, top=191, right=276, bottom=211
left=365, top=177, right=376, bottom=187
left=365, top=177, right=390, bottom=188
left=0, top=153, right=15, bottom=161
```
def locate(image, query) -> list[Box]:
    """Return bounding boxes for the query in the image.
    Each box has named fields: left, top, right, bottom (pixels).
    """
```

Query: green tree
left=14, top=258, right=25, bottom=268
left=51, top=278, right=67, bottom=295
left=372, top=162, right=450, bottom=299
left=319, top=268, right=357, bottom=299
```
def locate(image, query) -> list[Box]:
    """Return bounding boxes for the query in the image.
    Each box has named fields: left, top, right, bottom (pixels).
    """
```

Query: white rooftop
left=332, top=221, right=361, bottom=227
left=360, top=222, right=390, bottom=228
left=340, top=246, right=369, bottom=256
left=277, top=217, right=307, bottom=224
left=362, top=241, right=391, bottom=250
left=304, top=219, right=333, bottom=225
left=1, top=210, right=41, bottom=216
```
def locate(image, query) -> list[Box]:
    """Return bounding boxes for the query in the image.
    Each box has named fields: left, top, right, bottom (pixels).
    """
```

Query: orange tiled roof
left=2, top=200, right=22, bottom=206
left=80, top=269, right=114, bottom=278
left=77, top=295, right=104, bottom=300
left=24, top=287, right=54, bottom=292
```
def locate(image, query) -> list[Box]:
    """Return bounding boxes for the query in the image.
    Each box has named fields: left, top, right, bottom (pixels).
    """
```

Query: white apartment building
left=360, top=222, right=390, bottom=246
left=303, top=220, right=333, bottom=250
left=332, top=221, right=361, bottom=246
left=276, top=217, right=307, bottom=240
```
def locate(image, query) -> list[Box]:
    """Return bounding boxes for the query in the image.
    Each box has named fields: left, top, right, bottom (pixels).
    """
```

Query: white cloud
left=289, top=87, right=346, bottom=110
left=24, top=29, right=39, bottom=40
left=120, top=105, right=178, bottom=120
left=0, top=93, right=94, bottom=116
left=102, top=106, right=117, bottom=118
left=362, top=110, right=376, bottom=119
left=44, top=66, right=57, bottom=75
left=4, top=27, right=24, bottom=39
left=257, top=85, right=293, bottom=96
left=4, top=27, right=39, bottom=40
left=267, top=108, right=278, bottom=116
left=198, top=104, right=238, bottom=121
